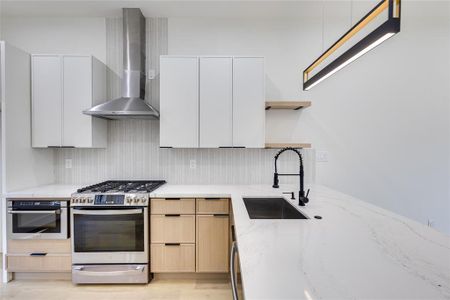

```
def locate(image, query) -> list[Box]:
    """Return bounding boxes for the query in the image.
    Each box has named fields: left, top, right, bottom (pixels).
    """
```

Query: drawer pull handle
left=213, top=214, right=229, bottom=217
left=165, top=198, right=181, bottom=200
left=165, top=214, right=181, bottom=217
left=165, top=243, right=181, bottom=246
left=30, top=252, right=47, bottom=256
left=205, top=198, right=221, bottom=200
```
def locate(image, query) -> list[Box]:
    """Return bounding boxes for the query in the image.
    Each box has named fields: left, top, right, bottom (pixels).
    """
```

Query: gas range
left=70, top=180, right=165, bottom=284
left=70, top=180, right=166, bottom=207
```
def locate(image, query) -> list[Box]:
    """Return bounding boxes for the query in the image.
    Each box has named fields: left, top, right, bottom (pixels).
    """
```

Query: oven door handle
left=71, top=208, right=143, bottom=215
left=7, top=209, right=61, bottom=215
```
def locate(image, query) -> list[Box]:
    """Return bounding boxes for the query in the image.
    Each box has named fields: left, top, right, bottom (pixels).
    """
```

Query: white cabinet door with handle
left=232, top=57, right=265, bottom=148
left=32, top=55, right=62, bottom=148
left=199, top=57, right=233, bottom=148
left=32, top=55, right=106, bottom=148
left=160, top=56, right=199, bottom=148
left=62, top=56, right=92, bottom=148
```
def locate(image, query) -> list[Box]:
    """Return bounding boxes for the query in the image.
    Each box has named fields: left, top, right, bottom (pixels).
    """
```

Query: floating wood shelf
left=265, top=143, right=312, bottom=149
left=265, top=101, right=311, bottom=110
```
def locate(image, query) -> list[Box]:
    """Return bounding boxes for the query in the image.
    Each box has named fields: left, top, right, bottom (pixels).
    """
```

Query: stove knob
left=88, top=198, right=93, bottom=203
left=134, top=198, right=139, bottom=203
left=81, top=198, right=86, bottom=203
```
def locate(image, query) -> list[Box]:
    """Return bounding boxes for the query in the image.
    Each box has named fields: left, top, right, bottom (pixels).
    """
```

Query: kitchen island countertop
left=151, top=184, right=450, bottom=300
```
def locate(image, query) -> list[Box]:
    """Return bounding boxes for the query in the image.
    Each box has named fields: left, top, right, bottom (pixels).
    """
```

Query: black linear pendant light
left=303, top=0, right=401, bottom=91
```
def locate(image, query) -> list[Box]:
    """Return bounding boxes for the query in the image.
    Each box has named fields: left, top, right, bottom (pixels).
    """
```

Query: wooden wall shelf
left=265, top=101, right=311, bottom=110
left=265, top=143, right=312, bottom=149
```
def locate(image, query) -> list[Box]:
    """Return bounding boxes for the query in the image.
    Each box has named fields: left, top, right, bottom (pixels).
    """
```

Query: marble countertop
left=152, top=184, right=450, bottom=300
left=4, top=183, right=450, bottom=299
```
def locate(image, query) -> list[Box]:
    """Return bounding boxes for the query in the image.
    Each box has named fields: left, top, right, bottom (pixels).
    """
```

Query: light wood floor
left=0, top=259, right=233, bottom=300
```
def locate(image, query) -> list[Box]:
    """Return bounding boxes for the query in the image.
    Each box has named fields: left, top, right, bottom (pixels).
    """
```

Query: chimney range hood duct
left=84, top=8, right=159, bottom=120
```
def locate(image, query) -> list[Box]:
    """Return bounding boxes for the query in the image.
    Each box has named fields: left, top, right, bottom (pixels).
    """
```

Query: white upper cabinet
left=160, top=56, right=199, bottom=148
left=160, top=56, right=265, bottom=148
left=199, top=57, right=233, bottom=148
left=32, top=55, right=107, bottom=148
left=31, top=55, right=62, bottom=148
left=233, top=57, right=265, bottom=148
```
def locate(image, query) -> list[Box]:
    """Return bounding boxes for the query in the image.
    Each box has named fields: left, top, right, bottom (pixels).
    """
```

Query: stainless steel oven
left=7, top=200, right=69, bottom=240
left=71, top=206, right=148, bottom=264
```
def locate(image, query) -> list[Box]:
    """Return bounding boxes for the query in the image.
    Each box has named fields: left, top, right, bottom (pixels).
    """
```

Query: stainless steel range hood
left=84, top=8, right=159, bottom=120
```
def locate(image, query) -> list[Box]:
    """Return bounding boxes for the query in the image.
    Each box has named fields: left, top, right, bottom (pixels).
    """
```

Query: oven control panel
left=71, top=194, right=149, bottom=206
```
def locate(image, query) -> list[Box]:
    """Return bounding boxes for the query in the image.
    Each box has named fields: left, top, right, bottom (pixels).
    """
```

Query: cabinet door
left=196, top=215, right=229, bottom=273
left=199, top=57, right=232, bottom=148
left=32, top=55, right=62, bottom=147
left=62, top=56, right=92, bottom=147
left=232, top=57, right=265, bottom=148
left=160, top=57, right=199, bottom=148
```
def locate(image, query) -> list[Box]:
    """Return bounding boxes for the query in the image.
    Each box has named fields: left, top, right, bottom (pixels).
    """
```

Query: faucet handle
left=282, top=192, right=295, bottom=200
left=302, top=189, right=310, bottom=204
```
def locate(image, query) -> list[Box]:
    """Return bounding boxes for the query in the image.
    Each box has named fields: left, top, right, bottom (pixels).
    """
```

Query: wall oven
left=7, top=200, right=69, bottom=240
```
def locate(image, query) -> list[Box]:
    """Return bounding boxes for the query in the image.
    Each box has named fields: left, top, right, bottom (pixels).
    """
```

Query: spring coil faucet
left=272, top=147, right=310, bottom=206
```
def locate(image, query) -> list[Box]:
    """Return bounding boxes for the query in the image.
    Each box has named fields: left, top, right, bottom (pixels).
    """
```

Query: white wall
left=2, top=17, right=106, bottom=63
left=168, top=1, right=450, bottom=234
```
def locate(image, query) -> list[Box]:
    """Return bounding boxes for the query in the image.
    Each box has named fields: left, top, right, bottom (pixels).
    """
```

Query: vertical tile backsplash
left=53, top=17, right=315, bottom=186
left=54, top=120, right=315, bottom=185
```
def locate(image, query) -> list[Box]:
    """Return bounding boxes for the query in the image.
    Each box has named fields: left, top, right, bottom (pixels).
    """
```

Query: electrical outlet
left=65, top=159, right=72, bottom=169
left=147, top=69, right=156, bottom=80
left=189, top=159, right=197, bottom=170
left=316, top=151, right=329, bottom=162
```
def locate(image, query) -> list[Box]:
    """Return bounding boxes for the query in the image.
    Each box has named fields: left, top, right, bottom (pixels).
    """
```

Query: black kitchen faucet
left=272, top=147, right=310, bottom=206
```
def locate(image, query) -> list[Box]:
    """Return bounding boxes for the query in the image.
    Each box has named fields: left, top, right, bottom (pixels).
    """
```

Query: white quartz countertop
left=152, top=184, right=450, bottom=300
left=3, top=184, right=82, bottom=198
left=4, top=183, right=450, bottom=299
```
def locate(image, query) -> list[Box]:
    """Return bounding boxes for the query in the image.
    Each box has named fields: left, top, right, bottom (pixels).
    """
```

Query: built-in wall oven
left=7, top=200, right=69, bottom=240
left=70, top=194, right=149, bottom=284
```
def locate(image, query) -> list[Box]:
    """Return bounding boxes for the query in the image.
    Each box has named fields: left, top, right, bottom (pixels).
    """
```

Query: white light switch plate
left=147, top=69, right=156, bottom=80
left=189, top=159, right=197, bottom=170
left=65, top=159, right=72, bottom=169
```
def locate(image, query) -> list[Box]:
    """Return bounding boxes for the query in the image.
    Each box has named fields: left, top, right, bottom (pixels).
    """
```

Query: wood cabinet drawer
left=151, top=243, right=195, bottom=273
left=151, top=215, right=195, bottom=243
left=151, top=198, right=195, bottom=214
left=196, top=198, right=229, bottom=214
left=7, top=239, right=71, bottom=254
left=6, top=254, right=71, bottom=272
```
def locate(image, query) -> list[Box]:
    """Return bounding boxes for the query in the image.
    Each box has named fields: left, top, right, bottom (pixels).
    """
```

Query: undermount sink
left=243, top=197, right=308, bottom=219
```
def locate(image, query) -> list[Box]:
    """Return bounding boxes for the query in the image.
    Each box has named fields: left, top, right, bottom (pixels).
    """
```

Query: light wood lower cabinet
left=7, top=239, right=71, bottom=253
left=6, top=254, right=72, bottom=272
left=196, top=215, right=229, bottom=273
left=150, top=198, right=230, bottom=274
left=6, top=239, right=72, bottom=273
left=196, top=198, right=229, bottom=214
left=151, top=244, right=195, bottom=272
left=151, top=198, right=196, bottom=215
left=151, top=215, right=196, bottom=243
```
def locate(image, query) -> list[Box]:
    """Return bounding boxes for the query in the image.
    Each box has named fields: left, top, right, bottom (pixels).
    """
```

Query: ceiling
left=1, top=0, right=329, bottom=18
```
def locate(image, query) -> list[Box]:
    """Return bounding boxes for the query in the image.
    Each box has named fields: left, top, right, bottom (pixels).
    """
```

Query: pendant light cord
left=321, top=0, right=325, bottom=52
left=350, top=0, right=353, bottom=26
